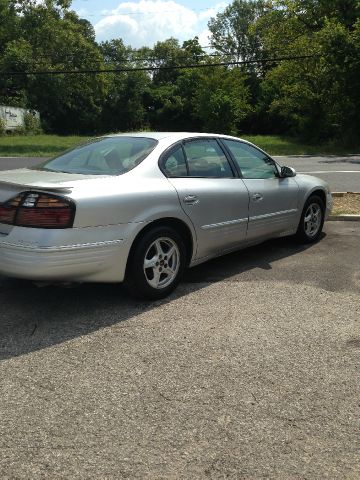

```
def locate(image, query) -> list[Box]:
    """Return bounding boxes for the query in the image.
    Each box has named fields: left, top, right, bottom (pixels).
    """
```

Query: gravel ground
left=333, top=193, right=360, bottom=214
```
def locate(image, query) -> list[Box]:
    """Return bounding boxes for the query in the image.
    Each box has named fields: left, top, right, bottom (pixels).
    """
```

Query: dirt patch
left=333, top=193, right=360, bottom=215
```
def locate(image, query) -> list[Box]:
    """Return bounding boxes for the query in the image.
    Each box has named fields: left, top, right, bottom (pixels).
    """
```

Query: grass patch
left=0, top=135, right=89, bottom=157
left=332, top=193, right=360, bottom=215
left=241, top=135, right=358, bottom=156
left=0, top=133, right=358, bottom=158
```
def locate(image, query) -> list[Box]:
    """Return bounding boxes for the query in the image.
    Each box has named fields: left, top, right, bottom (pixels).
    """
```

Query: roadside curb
left=332, top=192, right=360, bottom=197
left=328, top=215, right=360, bottom=221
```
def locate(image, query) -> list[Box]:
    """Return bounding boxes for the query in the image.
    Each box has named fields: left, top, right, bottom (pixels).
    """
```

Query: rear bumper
left=0, top=239, right=128, bottom=282
left=0, top=223, right=145, bottom=282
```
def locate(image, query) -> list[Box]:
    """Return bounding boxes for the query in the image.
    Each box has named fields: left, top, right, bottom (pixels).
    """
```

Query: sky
left=70, top=0, right=231, bottom=48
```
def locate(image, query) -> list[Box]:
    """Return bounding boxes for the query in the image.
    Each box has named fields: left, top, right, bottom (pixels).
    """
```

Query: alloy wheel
left=143, top=237, right=180, bottom=289
left=304, top=203, right=322, bottom=238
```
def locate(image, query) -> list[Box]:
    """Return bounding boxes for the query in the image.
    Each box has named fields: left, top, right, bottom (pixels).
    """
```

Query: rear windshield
left=35, top=137, right=158, bottom=175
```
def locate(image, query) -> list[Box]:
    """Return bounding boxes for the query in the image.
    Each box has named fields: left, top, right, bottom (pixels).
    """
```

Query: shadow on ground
left=0, top=237, right=322, bottom=362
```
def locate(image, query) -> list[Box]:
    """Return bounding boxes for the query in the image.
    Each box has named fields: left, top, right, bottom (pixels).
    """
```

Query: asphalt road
left=274, top=155, right=360, bottom=192
left=0, top=221, right=359, bottom=478
left=0, top=156, right=44, bottom=170
left=0, top=155, right=360, bottom=192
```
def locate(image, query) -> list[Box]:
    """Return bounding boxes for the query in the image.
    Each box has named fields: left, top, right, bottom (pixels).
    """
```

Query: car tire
left=124, top=226, right=187, bottom=300
left=295, top=194, right=325, bottom=243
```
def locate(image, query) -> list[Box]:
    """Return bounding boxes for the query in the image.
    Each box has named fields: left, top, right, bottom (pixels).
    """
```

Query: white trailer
left=0, top=105, right=40, bottom=131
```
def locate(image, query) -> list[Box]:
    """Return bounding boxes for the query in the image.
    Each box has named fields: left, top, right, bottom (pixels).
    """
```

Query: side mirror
left=280, top=166, right=296, bottom=178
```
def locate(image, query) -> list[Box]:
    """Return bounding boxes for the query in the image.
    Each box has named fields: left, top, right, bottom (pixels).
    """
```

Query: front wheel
left=295, top=195, right=325, bottom=243
left=124, top=226, right=187, bottom=300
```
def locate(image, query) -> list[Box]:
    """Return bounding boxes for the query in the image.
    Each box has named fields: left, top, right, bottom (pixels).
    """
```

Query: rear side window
left=183, top=139, right=234, bottom=178
left=162, top=145, right=187, bottom=177
left=223, top=140, right=278, bottom=179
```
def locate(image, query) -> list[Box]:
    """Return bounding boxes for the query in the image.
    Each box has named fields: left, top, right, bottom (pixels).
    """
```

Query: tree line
left=1, top=0, right=359, bottom=144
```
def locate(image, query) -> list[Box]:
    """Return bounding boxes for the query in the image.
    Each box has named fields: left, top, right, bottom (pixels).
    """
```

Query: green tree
left=100, top=39, right=132, bottom=65
left=142, top=38, right=208, bottom=131
left=256, top=0, right=360, bottom=142
left=0, top=0, right=22, bottom=105
left=0, top=0, right=18, bottom=52
left=1, top=0, right=107, bottom=133
left=193, top=67, right=251, bottom=134
left=99, top=40, right=150, bottom=132
left=273, top=0, right=360, bottom=30
left=208, top=0, right=270, bottom=63
left=0, top=38, right=33, bottom=107
left=101, top=71, right=150, bottom=133
left=149, top=38, right=185, bottom=86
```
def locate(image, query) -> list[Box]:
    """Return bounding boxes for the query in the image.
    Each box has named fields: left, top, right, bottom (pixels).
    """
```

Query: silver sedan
left=0, top=132, right=332, bottom=299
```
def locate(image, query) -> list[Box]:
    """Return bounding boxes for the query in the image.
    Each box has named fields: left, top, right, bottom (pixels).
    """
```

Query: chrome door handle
left=183, top=195, right=199, bottom=205
left=252, top=193, right=263, bottom=201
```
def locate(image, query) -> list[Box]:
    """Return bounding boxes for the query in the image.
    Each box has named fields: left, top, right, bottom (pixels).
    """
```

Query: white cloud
left=94, top=0, right=228, bottom=47
left=197, top=29, right=211, bottom=48
left=76, top=8, right=89, bottom=17
left=198, top=2, right=228, bottom=21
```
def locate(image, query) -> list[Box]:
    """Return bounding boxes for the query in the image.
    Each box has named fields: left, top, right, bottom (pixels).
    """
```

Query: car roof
left=105, top=132, right=183, bottom=140
left=104, top=132, right=245, bottom=142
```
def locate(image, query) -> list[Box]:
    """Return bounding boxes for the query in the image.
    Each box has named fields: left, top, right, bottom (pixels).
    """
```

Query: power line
left=2, top=45, right=215, bottom=65
left=6, top=53, right=226, bottom=67
left=0, top=55, right=319, bottom=77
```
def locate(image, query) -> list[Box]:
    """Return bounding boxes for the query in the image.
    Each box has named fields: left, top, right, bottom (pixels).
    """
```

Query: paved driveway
left=0, top=221, right=359, bottom=478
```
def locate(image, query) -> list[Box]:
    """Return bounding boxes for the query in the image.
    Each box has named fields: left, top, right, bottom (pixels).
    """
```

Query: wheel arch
left=125, top=217, right=195, bottom=274
left=307, top=188, right=326, bottom=206
left=300, top=188, right=327, bottom=213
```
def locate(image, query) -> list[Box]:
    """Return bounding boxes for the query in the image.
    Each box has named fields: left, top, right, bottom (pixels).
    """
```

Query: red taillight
left=0, top=205, right=16, bottom=224
left=0, top=192, right=75, bottom=228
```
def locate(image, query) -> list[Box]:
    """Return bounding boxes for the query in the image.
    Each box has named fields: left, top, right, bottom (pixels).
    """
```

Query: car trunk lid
left=0, top=168, right=107, bottom=201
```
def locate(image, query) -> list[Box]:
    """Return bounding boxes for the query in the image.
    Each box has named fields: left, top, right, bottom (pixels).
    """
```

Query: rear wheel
left=295, top=195, right=325, bottom=243
left=124, top=226, right=187, bottom=299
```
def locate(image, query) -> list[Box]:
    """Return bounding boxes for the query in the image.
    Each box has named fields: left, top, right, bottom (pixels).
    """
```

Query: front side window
left=183, top=139, right=234, bottom=178
left=34, top=137, right=158, bottom=176
left=223, top=140, right=278, bottom=179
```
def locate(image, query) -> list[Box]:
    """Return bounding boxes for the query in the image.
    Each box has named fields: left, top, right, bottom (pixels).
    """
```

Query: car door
left=221, top=139, right=299, bottom=240
left=160, top=138, right=250, bottom=260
